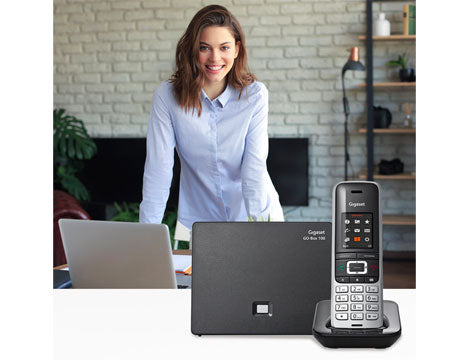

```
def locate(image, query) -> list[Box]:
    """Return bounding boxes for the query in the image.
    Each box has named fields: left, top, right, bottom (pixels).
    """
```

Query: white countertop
left=54, top=289, right=415, bottom=360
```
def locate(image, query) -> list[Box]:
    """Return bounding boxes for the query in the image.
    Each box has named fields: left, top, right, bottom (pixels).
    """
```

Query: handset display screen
left=341, top=213, right=373, bottom=249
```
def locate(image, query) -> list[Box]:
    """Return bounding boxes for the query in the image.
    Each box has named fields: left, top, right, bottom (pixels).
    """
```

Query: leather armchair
left=53, top=190, right=91, bottom=266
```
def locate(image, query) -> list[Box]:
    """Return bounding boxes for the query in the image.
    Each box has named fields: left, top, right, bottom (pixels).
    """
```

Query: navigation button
left=347, top=261, right=367, bottom=274
left=350, top=276, right=365, bottom=283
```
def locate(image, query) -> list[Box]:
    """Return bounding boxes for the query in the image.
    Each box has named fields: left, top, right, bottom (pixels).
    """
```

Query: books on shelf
left=403, top=4, right=416, bottom=35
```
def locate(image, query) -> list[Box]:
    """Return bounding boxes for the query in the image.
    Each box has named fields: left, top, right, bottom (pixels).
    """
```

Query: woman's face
left=198, top=26, right=239, bottom=87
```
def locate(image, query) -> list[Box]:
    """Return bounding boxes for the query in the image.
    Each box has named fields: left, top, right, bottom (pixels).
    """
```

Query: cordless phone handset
left=331, top=181, right=383, bottom=329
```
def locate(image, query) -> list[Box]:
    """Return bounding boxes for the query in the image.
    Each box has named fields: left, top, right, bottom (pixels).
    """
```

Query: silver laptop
left=58, top=219, right=177, bottom=289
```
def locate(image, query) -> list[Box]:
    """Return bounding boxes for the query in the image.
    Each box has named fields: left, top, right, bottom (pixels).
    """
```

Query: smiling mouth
left=205, top=65, right=225, bottom=71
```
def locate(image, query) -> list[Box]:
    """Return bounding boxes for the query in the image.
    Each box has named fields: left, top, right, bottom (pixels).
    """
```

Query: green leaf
left=59, top=172, right=90, bottom=202
left=67, top=136, right=75, bottom=158
left=53, top=108, right=97, bottom=160
left=386, top=53, right=408, bottom=70
left=110, top=202, right=140, bottom=223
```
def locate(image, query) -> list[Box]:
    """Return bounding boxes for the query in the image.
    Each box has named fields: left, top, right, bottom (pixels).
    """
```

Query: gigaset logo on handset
left=302, top=229, right=326, bottom=241
left=348, top=201, right=366, bottom=207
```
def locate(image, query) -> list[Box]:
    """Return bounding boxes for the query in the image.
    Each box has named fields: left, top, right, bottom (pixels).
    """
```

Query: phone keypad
left=333, top=284, right=381, bottom=322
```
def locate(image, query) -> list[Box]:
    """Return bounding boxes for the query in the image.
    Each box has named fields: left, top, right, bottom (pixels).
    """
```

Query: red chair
left=53, top=190, right=91, bottom=267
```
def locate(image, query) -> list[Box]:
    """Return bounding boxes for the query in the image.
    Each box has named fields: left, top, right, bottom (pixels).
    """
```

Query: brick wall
left=54, top=0, right=415, bottom=251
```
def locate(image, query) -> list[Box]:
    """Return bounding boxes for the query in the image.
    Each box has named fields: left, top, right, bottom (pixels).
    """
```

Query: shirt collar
left=201, top=84, right=233, bottom=108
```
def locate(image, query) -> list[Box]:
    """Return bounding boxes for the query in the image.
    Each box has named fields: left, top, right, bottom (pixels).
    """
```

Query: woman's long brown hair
left=170, top=5, right=256, bottom=117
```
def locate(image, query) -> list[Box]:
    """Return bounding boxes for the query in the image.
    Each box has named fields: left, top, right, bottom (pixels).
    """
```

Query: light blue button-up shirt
left=139, top=80, right=282, bottom=228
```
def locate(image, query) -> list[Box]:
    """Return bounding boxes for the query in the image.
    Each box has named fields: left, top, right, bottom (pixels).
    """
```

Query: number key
left=366, top=304, right=379, bottom=311
left=351, top=303, right=364, bottom=311
left=335, top=304, right=348, bottom=311
left=351, top=294, right=364, bottom=302
left=336, top=285, right=348, bottom=293
left=350, top=313, right=363, bottom=320
left=366, top=294, right=379, bottom=302
left=336, top=295, right=348, bottom=302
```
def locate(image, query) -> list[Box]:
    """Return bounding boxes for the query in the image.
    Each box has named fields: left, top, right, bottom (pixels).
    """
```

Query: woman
left=139, top=5, right=283, bottom=237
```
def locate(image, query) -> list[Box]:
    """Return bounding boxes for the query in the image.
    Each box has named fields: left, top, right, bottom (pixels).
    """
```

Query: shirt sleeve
left=139, top=85, right=175, bottom=224
left=241, top=84, right=271, bottom=221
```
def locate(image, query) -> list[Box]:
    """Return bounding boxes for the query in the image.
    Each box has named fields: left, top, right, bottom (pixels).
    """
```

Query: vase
left=399, top=68, right=415, bottom=82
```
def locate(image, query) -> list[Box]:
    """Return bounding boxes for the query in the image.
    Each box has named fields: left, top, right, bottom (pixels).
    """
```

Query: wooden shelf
left=359, top=82, right=416, bottom=88
left=358, top=171, right=416, bottom=180
left=358, top=35, right=416, bottom=41
left=383, top=215, right=415, bottom=226
left=359, top=128, right=416, bottom=134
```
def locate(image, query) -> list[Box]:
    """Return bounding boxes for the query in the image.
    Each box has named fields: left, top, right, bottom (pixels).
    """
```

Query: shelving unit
left=359, top=82, right=415, bottom=88
left=358, top=35, right=416, bottom=41
left=358, top=171, right=415, bottom=180
left=359, top=128, right=415, bottom=134
left=383, top=215, right=415, bottom=226
left=360, top=0, right=416, bottom=241
left=362, top=0, right=416, bottom=181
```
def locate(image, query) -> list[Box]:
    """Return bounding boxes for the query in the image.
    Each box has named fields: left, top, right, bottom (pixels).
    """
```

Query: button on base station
left=252, top=302, right=272, bottom=316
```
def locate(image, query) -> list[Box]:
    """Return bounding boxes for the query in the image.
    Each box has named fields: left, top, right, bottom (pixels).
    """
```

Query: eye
left=199, top=46, right=209, bottom=51
left=221, top=46, right=230, bottom=51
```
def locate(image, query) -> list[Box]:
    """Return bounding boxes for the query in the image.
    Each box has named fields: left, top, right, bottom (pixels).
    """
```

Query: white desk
left=54, top=289, right=415, bottom=359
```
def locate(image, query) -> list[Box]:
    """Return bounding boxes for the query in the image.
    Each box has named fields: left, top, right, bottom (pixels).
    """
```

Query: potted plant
left=53, top=108, right=97, bottom=202
left=386, top=53, right=415, bottom=82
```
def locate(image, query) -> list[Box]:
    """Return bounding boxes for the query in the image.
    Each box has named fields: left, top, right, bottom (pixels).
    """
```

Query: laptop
left=58, top=219, right=177, bottom=289
left=191, top=222, right=331, bottom=335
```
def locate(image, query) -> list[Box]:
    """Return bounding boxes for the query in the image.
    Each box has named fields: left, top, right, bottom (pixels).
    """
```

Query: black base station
left=312, top=300, right=401, bottom=348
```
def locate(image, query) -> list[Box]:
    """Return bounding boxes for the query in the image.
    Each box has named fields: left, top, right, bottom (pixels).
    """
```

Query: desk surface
left=54, top=289, right=415, bottom=360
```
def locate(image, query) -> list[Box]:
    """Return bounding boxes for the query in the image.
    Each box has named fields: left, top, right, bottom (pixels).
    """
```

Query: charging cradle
left=312, top=300, right=401, bottom=348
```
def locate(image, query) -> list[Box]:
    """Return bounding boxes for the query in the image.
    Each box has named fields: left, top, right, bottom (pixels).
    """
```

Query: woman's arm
left=139, top=86, right=175, bottom=223
left=241, top=84, right=271, bottom=221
